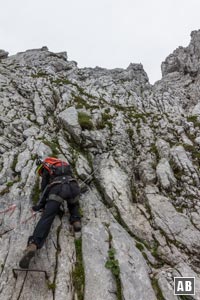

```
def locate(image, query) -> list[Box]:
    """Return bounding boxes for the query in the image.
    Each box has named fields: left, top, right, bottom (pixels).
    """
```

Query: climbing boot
left=19, top=243, right=37, bottom=269
left=72, top=220, right=81, bottom=232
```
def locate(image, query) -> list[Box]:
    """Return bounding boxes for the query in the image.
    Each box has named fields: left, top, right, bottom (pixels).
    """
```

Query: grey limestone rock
left=109, top=222, right=157, bottom=300
left=156, top=158, right=176, bottom=189
left=2, top=30, right=200, bottom=300
left=0, top=49, right=9, bottom=59
left=58, top=106, right=82, bottom=143
left=82, top=221, right=116, bottom=300
left=145, top=190, right=200, bottom=252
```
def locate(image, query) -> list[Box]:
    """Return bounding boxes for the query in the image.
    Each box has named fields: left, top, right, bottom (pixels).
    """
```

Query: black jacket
left=37, top=165, right=74, bottom=208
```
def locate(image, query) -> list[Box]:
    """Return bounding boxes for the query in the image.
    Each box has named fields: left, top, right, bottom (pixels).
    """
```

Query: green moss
left=105, top=246, right=122, bottom=300
left=52, top=78, right=71, bottom=85
left=135, top=242, right=144, bottom=251
left=78, top=207, right=84, bottom=217
left=102, top=112, right=112, bottom=122
left=126, top=128, right=134, bottom=140
left=31, top=72, right=47, bottom=78
left=72, top=238, right=85, bottom=300
left=96, top=120, right=105, bottom=130
left=127, top=112, right=147, bottom=123
left=151, top=277, right=165, bottom=300
left=78, top=112, right=94, bottom=130
left=42, top=139, right=60, bottom=156
left=150, top=143, right=159, bottom=159
left=105, top=248, right=120, bottom=276
left=47, top=281, right=57, bottom=291
left=6, top=181, right=14, bottom=187
left=96, top=112, right=113, bottom=130
left=11, top=154, right=18, bottom=172
left=0, top=187, right=9, bottom=195
left=72, top=93, right=99, bottom=110
left=151, top=240, right=160, bottom=259
left=73, top=94, right=91, bottom=109
left=175, top=206, right=184, bottom=213
left=187, top=115, right=200, bottom=127
left=105, top=107, right=111, bottom=113
left=183, top=143, right=200, bottom=164
left=130, top=182, right=138, bottom=203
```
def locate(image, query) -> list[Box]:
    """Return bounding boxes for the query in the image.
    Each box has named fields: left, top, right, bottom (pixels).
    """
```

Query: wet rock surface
left=1, top=32, right=200, bottom=299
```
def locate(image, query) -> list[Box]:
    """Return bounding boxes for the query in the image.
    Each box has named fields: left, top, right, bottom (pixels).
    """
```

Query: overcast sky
left=1, top=0, right=200, bottom=83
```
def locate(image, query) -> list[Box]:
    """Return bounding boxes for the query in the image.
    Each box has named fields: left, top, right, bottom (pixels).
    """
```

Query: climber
left=19, top=156, right=81, bottom=269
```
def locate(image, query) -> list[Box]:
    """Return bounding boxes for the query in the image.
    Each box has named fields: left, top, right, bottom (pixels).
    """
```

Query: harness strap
left=39, top=178, right=78, bottom=205
left=47, top=194, right=64, bottom=203
left=50, top=176, right=77, bottom=184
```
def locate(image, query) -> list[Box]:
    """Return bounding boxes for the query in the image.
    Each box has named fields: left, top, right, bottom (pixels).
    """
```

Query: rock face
left=1, top=32, right=200, bottom=299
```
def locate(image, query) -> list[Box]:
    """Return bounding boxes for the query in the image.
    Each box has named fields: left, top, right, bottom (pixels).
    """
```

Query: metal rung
left=12, top=268, right=49, bottom=280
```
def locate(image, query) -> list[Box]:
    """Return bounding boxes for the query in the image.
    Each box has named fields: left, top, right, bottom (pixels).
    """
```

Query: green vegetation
left=42, top=139, right=60, bottom=156
left=11, top=154, right=18, bottom=172
left=135, top=242, right=144, bottom=251
left=96, top=112, right=113, bottom=131
left=31, top=72, right=48, bottom=78
left=187, top=115, right=200, bottom=127
left=175, top=206, right=184, bottom=213
left=105, top=248, right=120, bottom=276
left=6, top=181, right=14, bottom=187
left=47, top=281, right=57, bottom=291
left=127, top=111, right=149, bottom=123
left=0, top=187, right=9, bottom=196
left=130, top=182, right=139, bottom=203
left=72, top=93, right=99, bottom=110
left=183, top=143, right=200, bottom=163
left=151, top=277, right=165, bottom=300
left=52, top=78, right=71, bottom=85
left=151, top=240, right=160, bottom=259
left=126, top=128, right=134, bottom=140
left=102, top=112, right=112, bottom=122
left=73, top=94, right=92, bottom=109
left=105, top=247, right=122, bottom=300
left=72, top=238, right=85, bottom=300
left=78, top=112, right=94, bottom=130
left=150, top=143, right=159, bottom=159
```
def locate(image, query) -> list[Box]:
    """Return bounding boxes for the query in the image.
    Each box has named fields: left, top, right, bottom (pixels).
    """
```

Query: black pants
left=28, top=182, right=81, bottom=249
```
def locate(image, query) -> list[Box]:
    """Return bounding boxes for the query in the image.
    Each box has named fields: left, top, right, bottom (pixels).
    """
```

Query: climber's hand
left=32, top=205, right=43, bottom=212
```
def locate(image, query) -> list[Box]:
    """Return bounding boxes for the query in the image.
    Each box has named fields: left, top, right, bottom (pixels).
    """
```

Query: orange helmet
left=36, top=157, right=68, bottom=176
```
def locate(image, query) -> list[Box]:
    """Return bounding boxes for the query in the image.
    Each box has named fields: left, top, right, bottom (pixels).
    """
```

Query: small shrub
left=78, top=112, right=94, bottom=130
left=105, top=248, right=120, bottom=277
